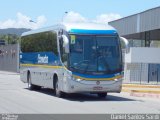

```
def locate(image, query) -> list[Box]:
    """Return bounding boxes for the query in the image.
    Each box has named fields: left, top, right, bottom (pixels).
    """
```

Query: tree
left=21, top=31, right=58, bottom=54
left=0, top=34, right=20, bottom=44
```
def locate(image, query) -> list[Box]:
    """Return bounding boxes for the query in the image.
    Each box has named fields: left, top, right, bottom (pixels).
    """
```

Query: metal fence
left=124, top=63, right=160, bottom=84
left=0, top=44, right=19, bottom=72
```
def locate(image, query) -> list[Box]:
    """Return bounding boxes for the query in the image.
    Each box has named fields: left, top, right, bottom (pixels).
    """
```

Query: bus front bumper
left=64, top=78, right=123, bottom=93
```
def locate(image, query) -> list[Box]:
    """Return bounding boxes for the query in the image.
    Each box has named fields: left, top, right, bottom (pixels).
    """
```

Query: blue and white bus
left=20, top=22, right=124, bottom=98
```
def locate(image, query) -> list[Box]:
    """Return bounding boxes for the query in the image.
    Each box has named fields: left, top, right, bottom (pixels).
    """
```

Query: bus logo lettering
left=38, top=54, right=48, bottom=64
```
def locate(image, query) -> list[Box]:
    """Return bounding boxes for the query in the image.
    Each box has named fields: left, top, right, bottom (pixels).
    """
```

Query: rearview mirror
left=120, top=37, right=130, bottom=53
left=62, top=35, right=69, bottom=53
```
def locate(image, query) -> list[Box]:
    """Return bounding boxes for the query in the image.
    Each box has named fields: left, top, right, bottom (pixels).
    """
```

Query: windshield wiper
left=69, top=66, right=79, bottom=72
left=70, top=60, right=90, bottom=72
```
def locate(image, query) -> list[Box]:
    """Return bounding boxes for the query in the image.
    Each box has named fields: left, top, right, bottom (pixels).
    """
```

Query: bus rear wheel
left=97, top=93, right=107, bottom=98
left=28, top=73, right=41, bottom=90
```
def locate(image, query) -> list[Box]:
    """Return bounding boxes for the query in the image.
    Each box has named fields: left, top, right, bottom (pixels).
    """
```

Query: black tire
left=34, top=85, right=41, bottom=90
left=97, top=93, right=107, bottom=98
left=54, top=76, right=65, bottom=98
left=28, top=73, right=41, bottom=90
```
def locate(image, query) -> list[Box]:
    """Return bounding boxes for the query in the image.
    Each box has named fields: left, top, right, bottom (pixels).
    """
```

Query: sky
left=0, top=0, right=160, bottom=29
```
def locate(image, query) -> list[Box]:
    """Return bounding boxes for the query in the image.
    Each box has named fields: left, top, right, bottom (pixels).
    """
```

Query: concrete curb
left=121, top=89, right=131, bottom=93
left=0, top=71, right=19, bottom=75
left=130, top=91, right=160, bottom=99
left=122, top=89, right=160, bottom=94
left=122, top=84, right=160, bottom=88
left=122, top=88, right=160, bottom=99
left=131, top=90, right=160, bottom=94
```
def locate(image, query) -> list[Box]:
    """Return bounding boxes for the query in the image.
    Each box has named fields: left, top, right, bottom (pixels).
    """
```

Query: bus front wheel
left=54, top=77, right=65, bottom=98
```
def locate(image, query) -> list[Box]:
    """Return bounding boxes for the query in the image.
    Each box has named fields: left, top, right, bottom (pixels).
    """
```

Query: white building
left=109, top=7, right=160, bottom=84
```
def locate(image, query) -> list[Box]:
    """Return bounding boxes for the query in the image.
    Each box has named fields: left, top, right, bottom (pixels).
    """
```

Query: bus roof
left=21, top=22, right=117, bottom=36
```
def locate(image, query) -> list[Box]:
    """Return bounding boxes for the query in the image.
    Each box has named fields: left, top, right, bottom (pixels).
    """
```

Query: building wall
left=0, top=44, right=19, bottom=72
left=124, top=47, right=160, bottom=84
left=109, top=7, right=160, bottom=84
left=109, top=15, right=137, bottom=36
left=125, top=47, right=160, bottom=63
left=140, top=7, right=160, bottom=32
left=109, top=7, right=160, bottom=36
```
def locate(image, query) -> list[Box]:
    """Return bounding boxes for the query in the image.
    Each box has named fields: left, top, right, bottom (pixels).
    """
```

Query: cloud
left=63, top=11, right=87, bottom=23
left=0, top=12, right=47, bottom=29
left=63, top=11, right=122, bottom=24
left=0, top=11, right=121, bottom=29
left=93, top=13, right=122, bottom=24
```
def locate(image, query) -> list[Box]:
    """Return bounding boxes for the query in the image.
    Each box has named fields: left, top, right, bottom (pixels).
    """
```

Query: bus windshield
left=69, top=35, right=122, bottom=74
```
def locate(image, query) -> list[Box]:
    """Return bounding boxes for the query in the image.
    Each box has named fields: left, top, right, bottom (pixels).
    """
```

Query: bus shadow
left=25, top=88, right=136, bottom=102
left=64, top=93, right=136, bottom=102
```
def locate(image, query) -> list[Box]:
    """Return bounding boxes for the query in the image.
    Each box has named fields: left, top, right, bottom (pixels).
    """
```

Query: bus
left=20, top=22, right=125, bottom=98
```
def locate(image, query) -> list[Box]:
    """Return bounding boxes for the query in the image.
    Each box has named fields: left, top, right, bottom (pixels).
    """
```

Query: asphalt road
left=0, top=71, right=160, bottom=114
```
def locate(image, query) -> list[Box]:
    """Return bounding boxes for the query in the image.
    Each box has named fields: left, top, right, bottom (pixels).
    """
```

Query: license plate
left=93, top=86, right=103, bottom=90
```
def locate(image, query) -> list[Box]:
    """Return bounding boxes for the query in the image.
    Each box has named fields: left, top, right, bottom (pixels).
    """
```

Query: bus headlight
left=72, top=76, right=82, bottom=82
left=76, top=78, right=82, bottom=82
